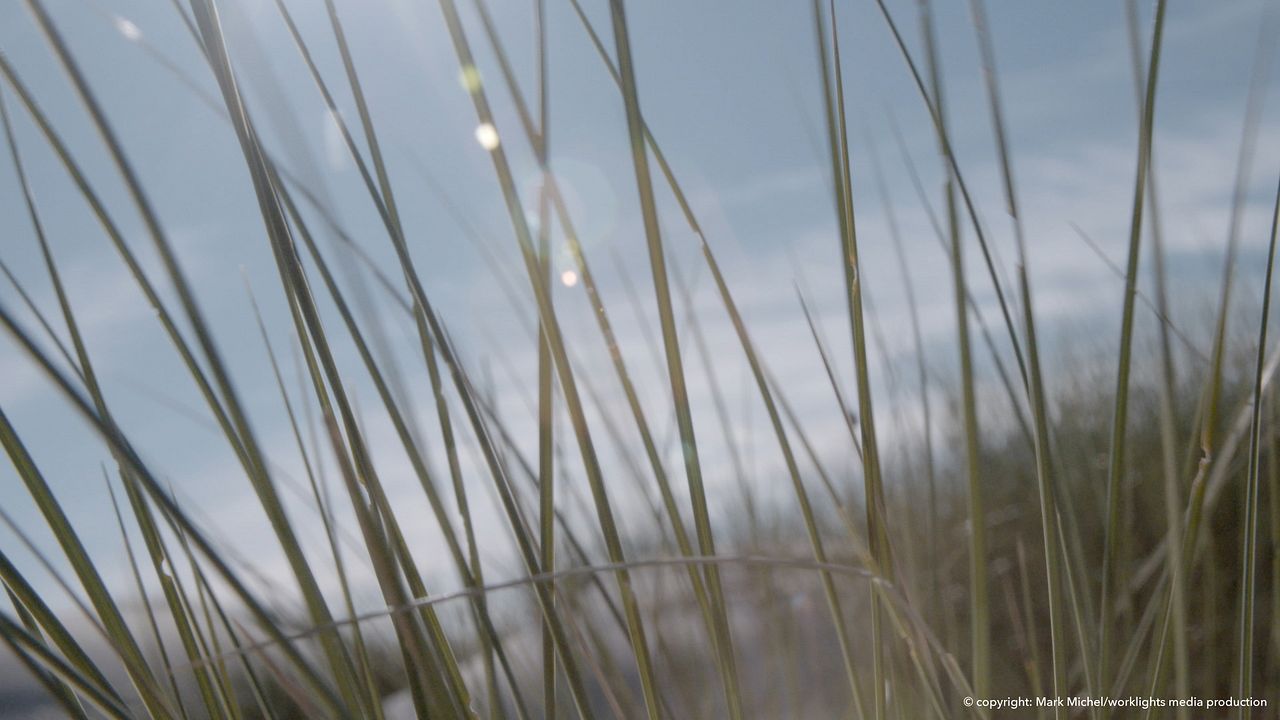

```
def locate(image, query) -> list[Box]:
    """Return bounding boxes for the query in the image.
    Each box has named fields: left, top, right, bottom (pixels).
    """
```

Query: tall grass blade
left=1234, top=172, right=1280, bottom=720
left=812, top=2, right=894, bottom=713
left=457, top=8, right=741, bottom=706
left=4, top=586, right=91, bottom=720
left=431, top=2, right=667, bottom=714
left=916, top=1, right=988, bottom=699
left=0, top=612, right=132, bottom=720
left=601, top=2, right=742, bottom=716
left=1098, top=0, right=1168, bottom=685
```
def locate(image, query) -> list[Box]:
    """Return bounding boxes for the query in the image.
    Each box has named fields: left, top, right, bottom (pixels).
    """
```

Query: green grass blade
left=812, top=2, right=893, bottom=714
left=863, top=132, right=940, bottom=625
left=434, top=1, right=670, bottom=715
left=0, top=301, right=350, bottom=718
left=1234, top=171, right=1280, bottom=720
left=0, top=406, right=176, bottom=718
left=965, top=0, right=1079, bottom=709
left=104, top=478, right=194, bottom=720
left=693, top=226, right=870, bottom=719
left=1098, top=0, right=1168, bottom=685
left=0, top=547, right=121, bottom=710
left=4, top=586, right=91, bottom=720
left=0, top=611, right=132, bottom=720
left=533, top=1, right=559, bottom=711
left=602, top=3, right=737, bottom=717
left=916, top=2, right=988, bottom=698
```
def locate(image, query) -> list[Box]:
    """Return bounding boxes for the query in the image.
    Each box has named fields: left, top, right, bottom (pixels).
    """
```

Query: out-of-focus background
left=0, top=0, right=1278, bottom=717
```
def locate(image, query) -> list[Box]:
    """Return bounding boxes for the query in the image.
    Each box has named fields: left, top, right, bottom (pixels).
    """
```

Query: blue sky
left=0, top=2, right=1278, bottom=685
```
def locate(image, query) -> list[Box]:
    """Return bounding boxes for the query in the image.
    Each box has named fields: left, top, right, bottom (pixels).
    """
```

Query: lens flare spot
left=115, top=17, right=142, bottom=41
left=560, top=269, right=579, bottom=287
left=474, top=123, right=500, bottom=151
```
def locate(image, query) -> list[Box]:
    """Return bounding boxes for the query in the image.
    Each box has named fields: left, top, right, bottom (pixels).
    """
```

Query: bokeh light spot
left=474, top=123, right=500, bottom=150
left=115, top=17, right=142, bottom=41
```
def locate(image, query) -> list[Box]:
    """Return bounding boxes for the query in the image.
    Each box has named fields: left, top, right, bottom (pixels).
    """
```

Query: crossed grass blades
left=1, top=0, right=1278, bottom=718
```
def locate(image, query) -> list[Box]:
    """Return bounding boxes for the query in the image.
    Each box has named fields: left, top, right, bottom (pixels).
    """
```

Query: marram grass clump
left=0, top=0, right=1278, bottom=719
